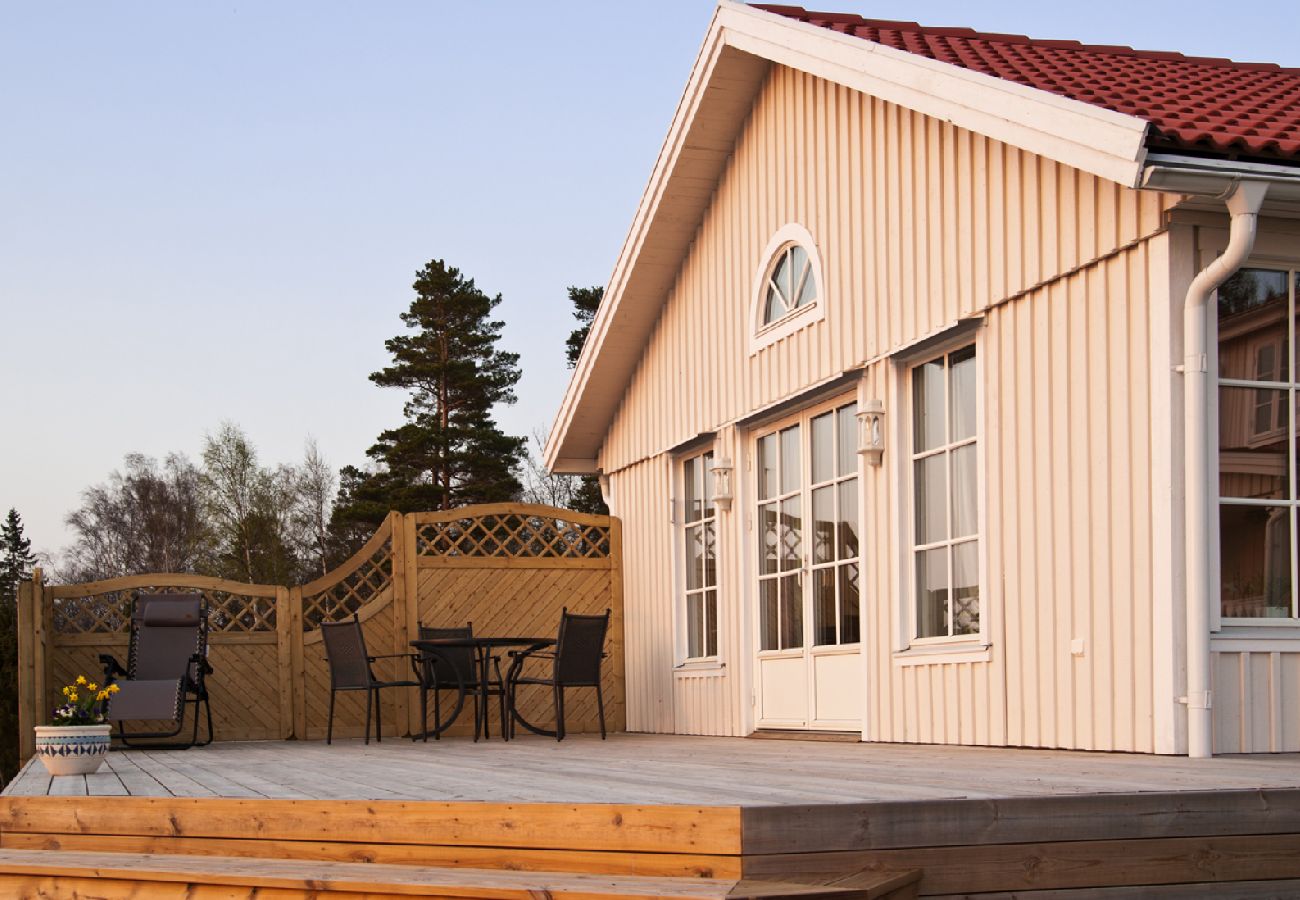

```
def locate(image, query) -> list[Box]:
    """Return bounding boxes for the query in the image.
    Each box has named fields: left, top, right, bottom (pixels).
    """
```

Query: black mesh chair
left=506, top=608, right=610, bottom=741
left=321, top=614, right=420, bottom=745
left=100, top=592, right=214, bottom=749
left=415, top=623, right=502, bottom=741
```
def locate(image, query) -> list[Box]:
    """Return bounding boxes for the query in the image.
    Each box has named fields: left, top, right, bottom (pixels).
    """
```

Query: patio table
left=409, top=636, right=554, bottom=741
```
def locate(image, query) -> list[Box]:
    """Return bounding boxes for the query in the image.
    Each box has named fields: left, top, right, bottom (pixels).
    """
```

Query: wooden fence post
left=16, top=578, right=36, bottom=763
left=31, top=569, right=50, bottom=737
left=289, top=586, right=306, bottom=740
left=388, top=511, right=412, bottom=736
left=275, top=586, right=294, bottom=739
left=608, top=518, right=627, bottom=733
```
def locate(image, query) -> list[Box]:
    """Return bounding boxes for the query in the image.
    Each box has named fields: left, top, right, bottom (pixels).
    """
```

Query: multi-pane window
left=809, top=405, right=860, bottom=646
left=758, top=427, right=803, bottom=650
left=762, top=244, right=818, bottom=326
left=1217, top=267, right=1300, bottom=620
left=682, top=452, right=718, bottom=659
left=911, top=345, right=980, bottom=640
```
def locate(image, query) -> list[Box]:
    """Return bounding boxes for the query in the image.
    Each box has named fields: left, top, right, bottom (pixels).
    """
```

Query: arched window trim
left=748, top=223, right=827, bottom=355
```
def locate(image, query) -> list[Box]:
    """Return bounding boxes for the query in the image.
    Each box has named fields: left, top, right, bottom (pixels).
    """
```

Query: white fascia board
left=545, top=9, right=735, bottom=473
left=718, top=1, right=1150, bottom=188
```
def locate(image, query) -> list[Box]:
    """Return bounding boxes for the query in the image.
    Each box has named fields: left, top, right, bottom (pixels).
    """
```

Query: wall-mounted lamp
left=710, top=458, right=734, bottom=511
left=857, top=400, right=885, bottom=466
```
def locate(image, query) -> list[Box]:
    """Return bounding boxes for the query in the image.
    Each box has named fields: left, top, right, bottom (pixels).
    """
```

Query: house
left=547, top=2, right=1300, bottom=757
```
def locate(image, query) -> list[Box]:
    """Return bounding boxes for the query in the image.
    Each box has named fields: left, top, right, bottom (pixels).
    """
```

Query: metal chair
left=321, top=614, right=420, bottom=745
left=414, top=623, right=491, bottom=741
left=99, top=592, right=214, bottom=749
left=506, top=608, right=610, bottom=741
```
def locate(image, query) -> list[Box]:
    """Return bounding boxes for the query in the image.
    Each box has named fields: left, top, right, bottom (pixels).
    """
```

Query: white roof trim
left=545, top=1, right=1152, bottom=472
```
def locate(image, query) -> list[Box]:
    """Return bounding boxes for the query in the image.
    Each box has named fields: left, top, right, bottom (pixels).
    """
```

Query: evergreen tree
left=333, top=259, right=526, bottom=531
left=563, top=285, right=608, bottom=515
left=1, top=509, right=37, bottom=786
left=565, top=285, right=604, bottom=367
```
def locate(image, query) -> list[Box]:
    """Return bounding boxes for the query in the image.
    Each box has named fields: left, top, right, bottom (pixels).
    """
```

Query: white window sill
left=674, top=662, right=727, bottom=678
left=893, top=643, right=991, bottom=666
left=1212, top=627, right=1300, bottom=652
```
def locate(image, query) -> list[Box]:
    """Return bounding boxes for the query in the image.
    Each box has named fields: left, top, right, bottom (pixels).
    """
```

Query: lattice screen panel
left=53, top=585, right=276, bottom=635
left=417, top=512, right=610, bottom=559
left=301, top=539, right=393, bottom=629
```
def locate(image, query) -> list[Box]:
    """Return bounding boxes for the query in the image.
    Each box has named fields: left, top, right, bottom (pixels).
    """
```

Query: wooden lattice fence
left=15, top=505, right=623, bottom=760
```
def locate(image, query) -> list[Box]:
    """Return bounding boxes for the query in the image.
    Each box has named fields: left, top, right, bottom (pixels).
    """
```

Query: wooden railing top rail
left=48, top=573, right=279, bottom=601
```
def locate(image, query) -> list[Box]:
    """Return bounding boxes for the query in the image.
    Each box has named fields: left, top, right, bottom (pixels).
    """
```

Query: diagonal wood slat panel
left=29, top=505, right=623, bottom=747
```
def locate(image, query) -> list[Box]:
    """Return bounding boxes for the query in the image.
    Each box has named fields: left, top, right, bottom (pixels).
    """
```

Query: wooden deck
left=7, top=733, right=1300, bottom=802
left=5, top=735, right=1300, bottom=897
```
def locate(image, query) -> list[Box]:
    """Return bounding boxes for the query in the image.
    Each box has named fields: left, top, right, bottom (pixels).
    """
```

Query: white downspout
left=1183, top=179, right=1268, bottom=758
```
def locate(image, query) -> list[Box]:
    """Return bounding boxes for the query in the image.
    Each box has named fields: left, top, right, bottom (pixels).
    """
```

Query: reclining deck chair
left=99, top=592, right=214, bottom=749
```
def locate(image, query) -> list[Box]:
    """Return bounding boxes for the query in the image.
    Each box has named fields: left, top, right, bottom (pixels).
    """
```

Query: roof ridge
left=750, top=4, right=1300, bottom=74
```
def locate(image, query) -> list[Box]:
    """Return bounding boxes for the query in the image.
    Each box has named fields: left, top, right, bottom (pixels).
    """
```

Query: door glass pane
left=811, top=412, right=834, bottom=484
left=1218, top=386, right=1288, bottom=499
left=780, top=426, right=801, bottom=494
left=684, top=456, right=702, bottom=523
left=781, top=573, right=803, bottom=648
left=759, top=579, right=779, bottom=650
left=705, top=589, right=718, bottom=657
left=686, top=524, right=704, bottom=590
left=760, top=503, right=779, bottom=575
left=702, top=453, right=715, bottom=517
left=837, top=404, right=857, bottom=477
left=952, top=540, right=980, bottom=636
left=780, top=496, right=802, bottom=571
left=951, top=444, right=978, bottom=538
left=687, top=593, right=703, bottom=659
left=916, top=547, right=948, bottom=638
left=839, top=562, right=860, bottom=644
left=1218, top=268, right=1290, bottom=381
left=758, top=434, right=777, bottom=500
left=812, top=568, right=836, bottom=646
left=1220, top=504, right=1293, bottom=618
left=949, top=346, right=977, bottom=442
left=812, top=486, right=834, bottom=564
left=838, top=480, right=859, bottom=560
left=913, top=357, right=947, bottom=452
left=914, top=455, right=948, bottom=545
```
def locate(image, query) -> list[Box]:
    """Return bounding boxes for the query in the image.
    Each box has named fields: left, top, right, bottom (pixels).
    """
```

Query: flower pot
left=33, top=724, right=112, bottom=776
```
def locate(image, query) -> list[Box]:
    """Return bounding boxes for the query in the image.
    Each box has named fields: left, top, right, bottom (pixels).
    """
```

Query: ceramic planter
left=33, top=724, right=112, bottom=776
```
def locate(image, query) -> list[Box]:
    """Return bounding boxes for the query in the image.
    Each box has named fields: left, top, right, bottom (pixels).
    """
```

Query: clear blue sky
left=4, top=1, right=1297, bottom=561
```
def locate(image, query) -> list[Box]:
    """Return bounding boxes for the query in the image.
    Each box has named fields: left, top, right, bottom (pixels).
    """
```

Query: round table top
left=409, top=636, right=555, bottom=649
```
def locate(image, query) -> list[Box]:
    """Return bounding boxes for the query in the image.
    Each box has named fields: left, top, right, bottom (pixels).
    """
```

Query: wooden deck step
left=0, top=849, right=922, bottom=899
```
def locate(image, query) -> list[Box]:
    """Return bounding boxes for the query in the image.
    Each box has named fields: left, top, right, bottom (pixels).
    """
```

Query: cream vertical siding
left=602, top=64, right=1179, bottom=745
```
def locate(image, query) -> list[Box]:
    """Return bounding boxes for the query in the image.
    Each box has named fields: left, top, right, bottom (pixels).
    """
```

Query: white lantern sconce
left=857, top=400, right=885, bottom=466
left=710, top=458, right=734, bottom=511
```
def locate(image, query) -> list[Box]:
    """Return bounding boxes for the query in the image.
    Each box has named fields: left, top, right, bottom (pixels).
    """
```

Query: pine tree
left=563, top=286, right=609, bottom=516
left=0, top=508, right=37, bottom=786
left=333, top=260, right=526, bottom=532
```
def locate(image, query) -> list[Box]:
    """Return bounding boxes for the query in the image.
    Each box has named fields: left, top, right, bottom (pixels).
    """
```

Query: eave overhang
left=545, top=0, right=1153, bottom=474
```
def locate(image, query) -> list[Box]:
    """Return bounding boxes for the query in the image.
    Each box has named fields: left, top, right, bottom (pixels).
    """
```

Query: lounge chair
left=99, top=592, right=214, bottom=749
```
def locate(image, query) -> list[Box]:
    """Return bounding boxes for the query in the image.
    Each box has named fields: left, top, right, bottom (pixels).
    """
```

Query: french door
left=753, top=398, right=862, bottom=730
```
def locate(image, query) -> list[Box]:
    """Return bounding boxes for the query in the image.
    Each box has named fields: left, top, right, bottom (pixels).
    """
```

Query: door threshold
left=748, top=729, right=861, bottom=743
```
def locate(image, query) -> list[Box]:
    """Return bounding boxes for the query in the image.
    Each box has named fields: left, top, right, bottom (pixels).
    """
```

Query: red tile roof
left=753, top=4, right=1300, bottom=162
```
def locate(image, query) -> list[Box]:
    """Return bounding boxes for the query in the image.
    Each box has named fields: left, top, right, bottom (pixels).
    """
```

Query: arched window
left=763, top=244, right=817, bottom=324
left=750, top=223, right=826, bottom=353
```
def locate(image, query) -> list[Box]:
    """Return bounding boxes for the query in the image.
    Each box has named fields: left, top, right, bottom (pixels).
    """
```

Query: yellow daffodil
left=97, top=690, right=110, bottom=701
left=61, top=686, right=71, bottom=697
left=68, top=691, right=79, bottom=703
left=108, top=684, right=121, bottom=694
left=88, top=682, right=98, bottom=692
left=75, top=675, right=87, bottom=686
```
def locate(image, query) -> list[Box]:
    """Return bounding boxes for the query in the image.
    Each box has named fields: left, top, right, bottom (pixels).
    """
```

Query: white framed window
left=908, top=344, right=981, bottom=642
left=749, top=223, right=827, bottom=354
left=681, top=451, right=718, bottom=660
left=1217, top=266, right=1300, bottom=622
